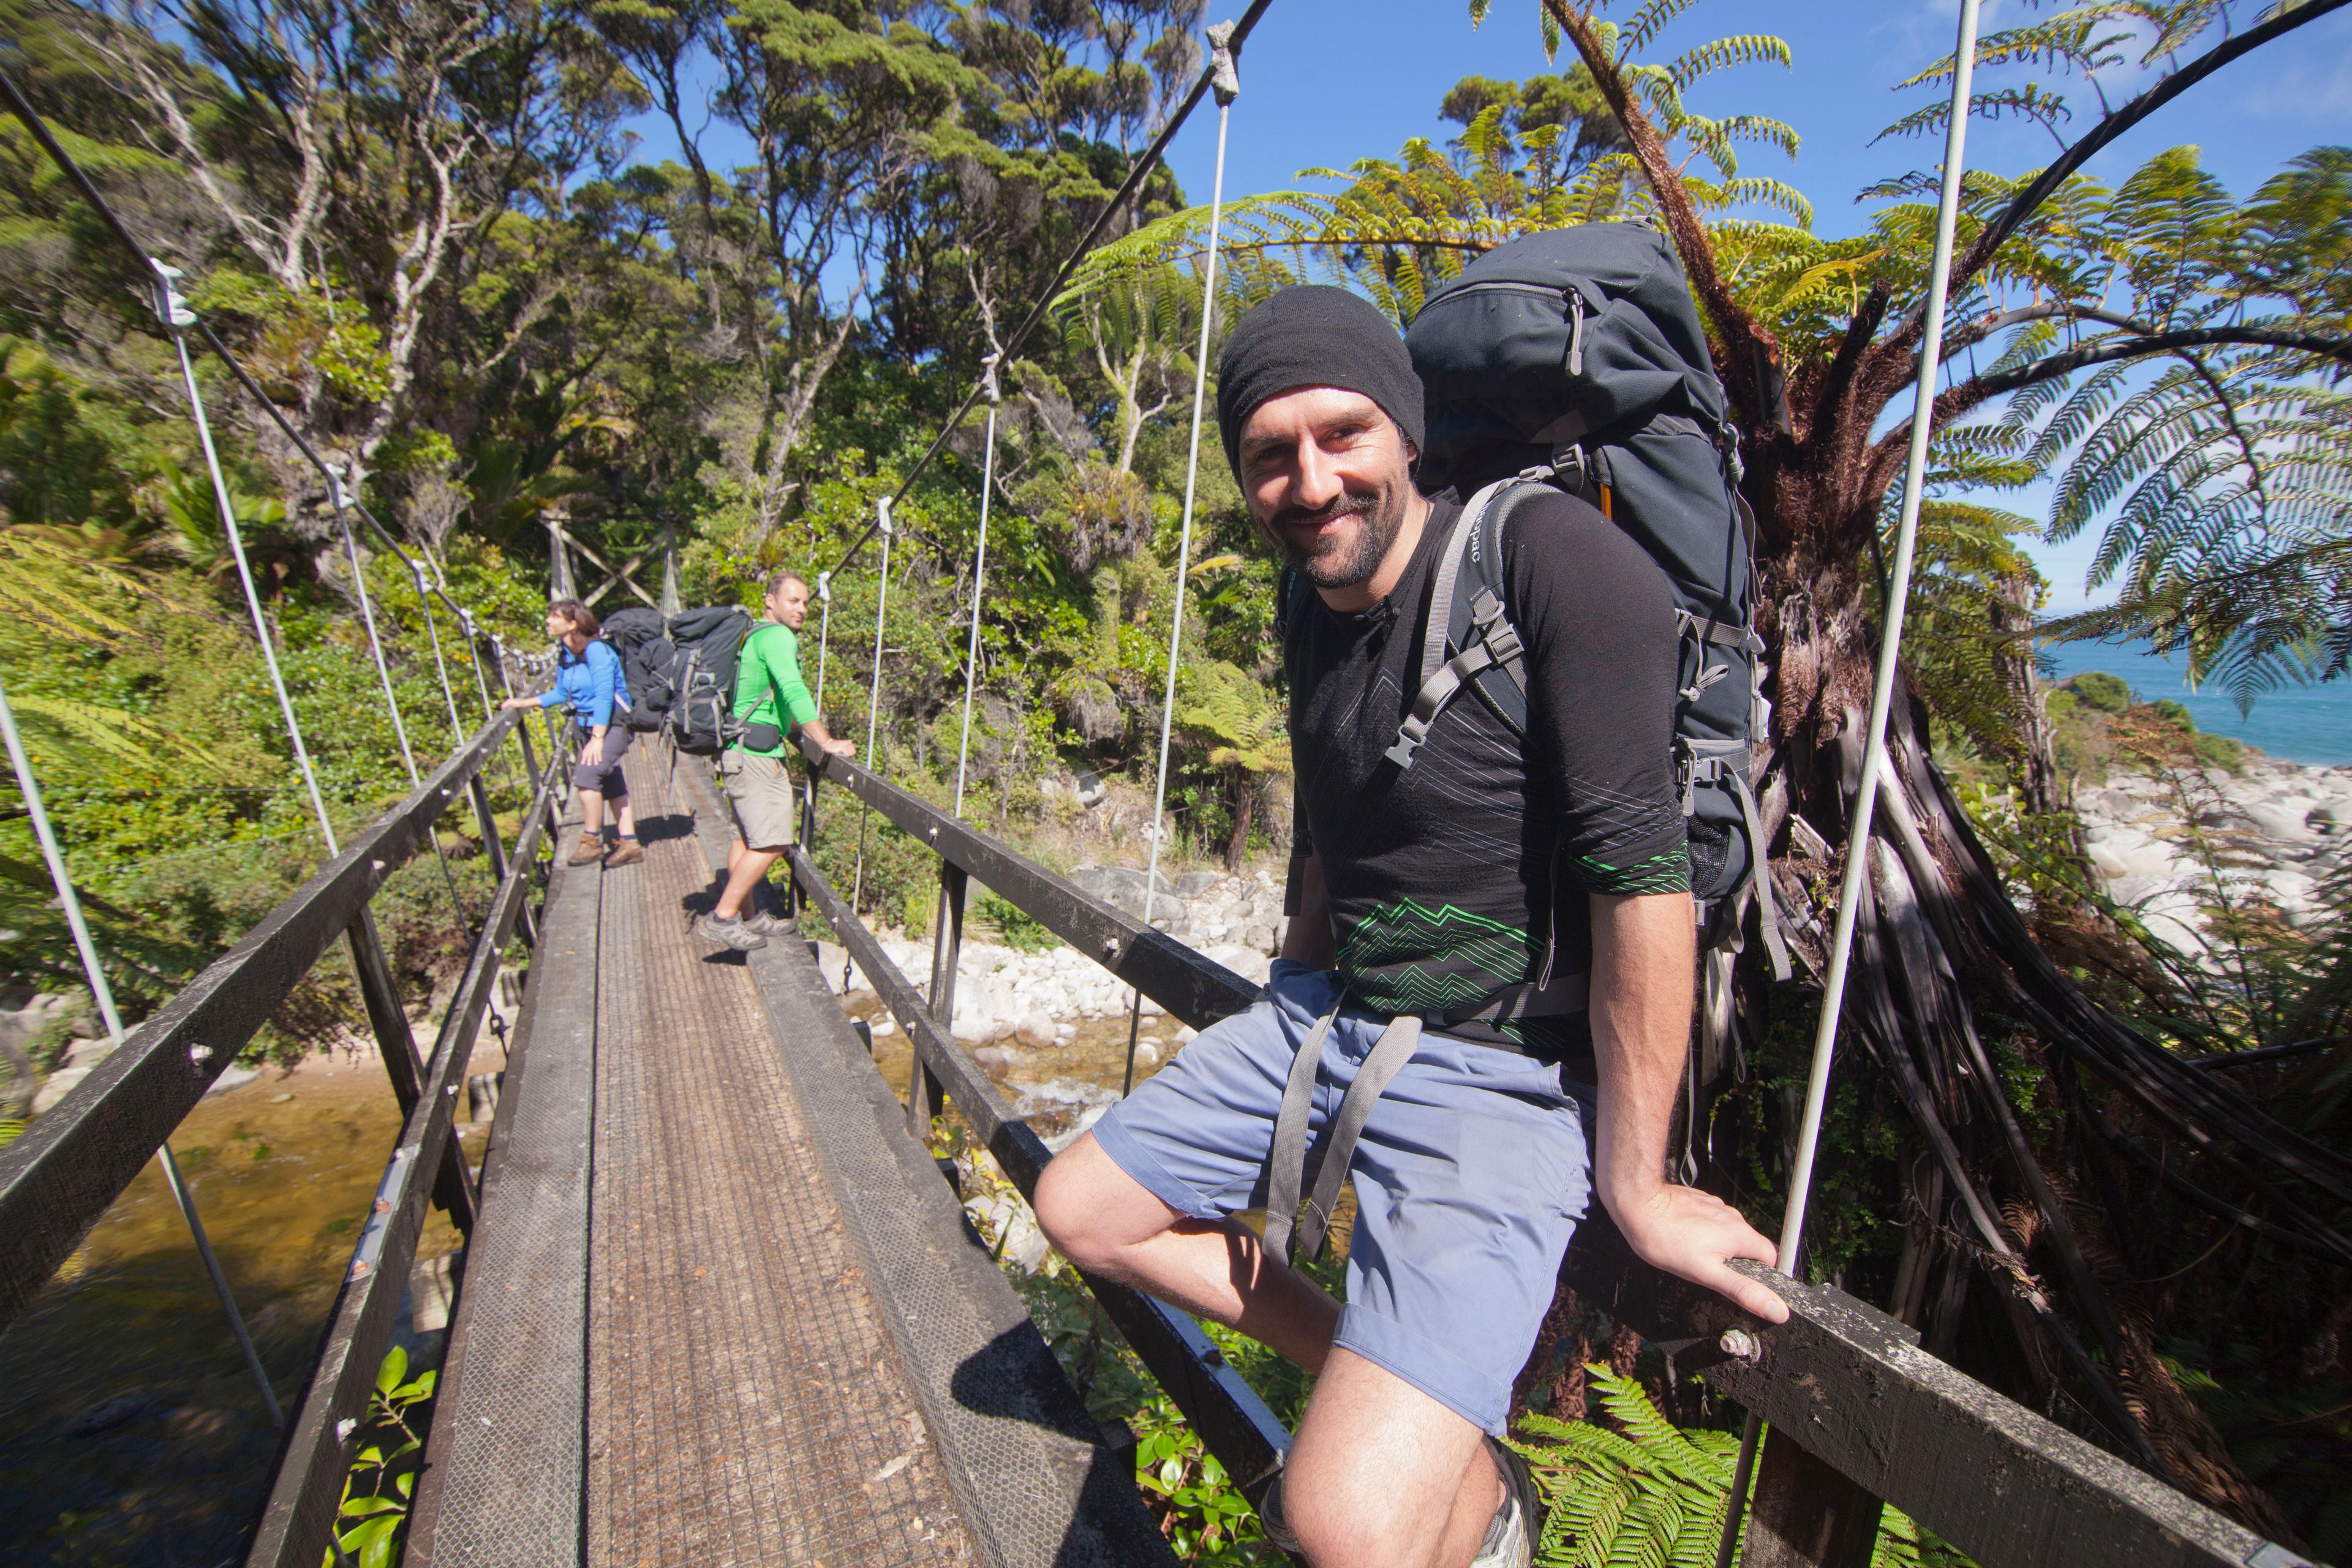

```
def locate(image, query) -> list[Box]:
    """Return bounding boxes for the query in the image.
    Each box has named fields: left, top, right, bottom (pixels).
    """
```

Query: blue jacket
left=540, top=639, right=631, bottom=728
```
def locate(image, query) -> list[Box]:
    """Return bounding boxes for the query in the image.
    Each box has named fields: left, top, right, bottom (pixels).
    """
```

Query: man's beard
left=1263, top=474, right=1412, bottom=590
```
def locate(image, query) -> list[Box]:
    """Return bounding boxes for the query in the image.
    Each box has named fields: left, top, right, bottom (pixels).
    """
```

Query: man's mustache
left=1270, top=491, right=1378, bottom=536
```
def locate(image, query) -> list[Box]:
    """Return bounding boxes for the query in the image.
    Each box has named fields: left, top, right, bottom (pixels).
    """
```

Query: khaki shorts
left=719, top=749, right=800, bottom=851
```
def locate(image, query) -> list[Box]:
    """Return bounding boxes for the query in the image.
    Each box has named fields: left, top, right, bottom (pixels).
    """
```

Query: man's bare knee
left=1033, top=1131, right=1160, bottom=1273
left=1281, top=1350, right=1490, bottom=1568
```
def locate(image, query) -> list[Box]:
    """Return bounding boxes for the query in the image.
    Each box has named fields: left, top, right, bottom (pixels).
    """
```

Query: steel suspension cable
left=1118, top=32, right=1238, bottom=1098
left=822, top=0, right=1274, bottom=584
left=162, top=276, right=340, bottom=858
left=0, top=670, right=284, bottom=1427
left=339, top=501, right=419, bottom=785
left=1713, top=3, right=1985, bottom=1560
left=336, top=500, right=477, bottom=924
left=413, top=573, right=469, bottom=745
left=949, top=356, right=1004, bottom=819
left=847, top=500, right=895, bottom=921
left=456, top=612, right=499, bottom=724
left=813, top=572, right=834, bottom=712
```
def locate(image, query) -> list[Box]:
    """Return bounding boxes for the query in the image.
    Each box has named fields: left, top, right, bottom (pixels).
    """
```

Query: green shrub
left=327, top=1344, right=437, bottom=1568
left=2066, top=671, right=2133, bottom=714
left=978, top=890, right=1058, bottom=952
left=2192, top=731, right=2246, bottom=772
left=1516, top=1365, right=1972, bottom=1568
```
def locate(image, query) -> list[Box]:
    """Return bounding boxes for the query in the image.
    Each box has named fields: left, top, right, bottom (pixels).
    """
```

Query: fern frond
left=1665, top=34, right=1792, bottom=89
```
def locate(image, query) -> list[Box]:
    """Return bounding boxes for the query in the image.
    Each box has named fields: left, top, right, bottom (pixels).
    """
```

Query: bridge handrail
left=247, top=745, right=562, bottom=1567
left=795, top=739, right=2281, bottom=1568
left=0, top=712, right=540, bottom=1331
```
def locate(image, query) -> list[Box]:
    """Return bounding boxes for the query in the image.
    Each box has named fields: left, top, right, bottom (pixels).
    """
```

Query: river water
left=0, top=1046, right=482, bottom=1567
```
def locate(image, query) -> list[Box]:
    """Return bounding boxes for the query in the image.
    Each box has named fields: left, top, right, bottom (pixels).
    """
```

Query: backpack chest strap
left=1385, top=594, right=1525, bottom=771
left=1392, top=481, right=1534, bottom=772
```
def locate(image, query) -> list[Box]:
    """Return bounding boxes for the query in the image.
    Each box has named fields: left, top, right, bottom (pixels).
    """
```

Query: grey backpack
left=1402, top=223, right=1789, bottom=979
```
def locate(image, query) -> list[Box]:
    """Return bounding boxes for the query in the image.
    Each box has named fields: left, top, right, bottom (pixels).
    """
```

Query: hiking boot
left=741, top=908, right=796, bottom=937
left=603, top=839, right=644, bottom=868
left=1469, top=1438, right=1537, bottom=1568
left=569, top=832, right=607, bottom=866
left=695, top=913, right=768, bottom=951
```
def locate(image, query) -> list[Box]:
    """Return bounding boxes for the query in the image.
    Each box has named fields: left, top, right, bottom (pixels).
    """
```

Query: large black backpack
left=600, top=606, right=674, bottom=734
left=1401, top=222, right=1789, bottom=980
left=663, top=605, right=757, bottom=756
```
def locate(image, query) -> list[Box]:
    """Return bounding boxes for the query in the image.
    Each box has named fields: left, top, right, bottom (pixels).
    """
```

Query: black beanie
left=1216, top=285, right=1423, bottom=478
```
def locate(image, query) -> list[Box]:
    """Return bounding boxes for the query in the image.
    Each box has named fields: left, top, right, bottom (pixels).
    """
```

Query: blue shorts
left=1093, top=960, right=1594, bottom=1434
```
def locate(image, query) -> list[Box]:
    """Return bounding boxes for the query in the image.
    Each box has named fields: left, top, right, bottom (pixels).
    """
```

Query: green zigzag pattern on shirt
left=1338, top=897, right=1538, bottom=1014
left=1574, top=847, right=1692, bottom=896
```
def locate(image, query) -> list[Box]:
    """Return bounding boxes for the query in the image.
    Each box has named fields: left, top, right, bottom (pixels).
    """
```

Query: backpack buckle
left=1549, top=443, right=1588, bottom=493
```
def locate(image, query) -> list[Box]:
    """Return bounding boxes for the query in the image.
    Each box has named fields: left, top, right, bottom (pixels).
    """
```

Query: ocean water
left=2041, top=641, right=2352, bottom=767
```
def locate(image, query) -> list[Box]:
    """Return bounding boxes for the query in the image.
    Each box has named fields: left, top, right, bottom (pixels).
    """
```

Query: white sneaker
left=1470, top=1438, right=1537, bottom=1568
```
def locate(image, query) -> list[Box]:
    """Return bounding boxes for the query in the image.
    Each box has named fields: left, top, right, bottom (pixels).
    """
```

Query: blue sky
left=619, top=1, right=2352, bottom=611
left=1156, top=0, right=2352, bottom=612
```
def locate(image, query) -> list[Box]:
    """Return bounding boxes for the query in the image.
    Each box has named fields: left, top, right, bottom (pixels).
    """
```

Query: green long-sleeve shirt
left=731, top=621, right=819, bottom=758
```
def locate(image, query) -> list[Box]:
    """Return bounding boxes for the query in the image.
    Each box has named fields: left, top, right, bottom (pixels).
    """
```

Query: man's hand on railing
left=1607, top=1182, right=1790, bottom=1325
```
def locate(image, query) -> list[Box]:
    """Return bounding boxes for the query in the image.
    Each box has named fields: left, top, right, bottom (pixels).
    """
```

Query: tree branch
left=1871, top=323, right=2352, bottom=463
left=1540, top=0, right=1774, bottom=422
left=1891, top=0, right=2352, bottom=349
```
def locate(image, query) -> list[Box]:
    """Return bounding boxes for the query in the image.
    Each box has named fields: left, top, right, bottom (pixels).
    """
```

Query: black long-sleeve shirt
left=1286, top=486, right=1688, bottom=1064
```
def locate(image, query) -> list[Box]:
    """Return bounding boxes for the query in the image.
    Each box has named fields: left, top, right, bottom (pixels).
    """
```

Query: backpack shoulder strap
left=1386, top=480, right=1540, bottom=772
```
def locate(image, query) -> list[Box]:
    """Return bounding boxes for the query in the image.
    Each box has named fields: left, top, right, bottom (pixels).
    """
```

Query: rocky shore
left=811, top=865, right=1284, bottom=1134
left=2076, top=753, right=2351, bottom=955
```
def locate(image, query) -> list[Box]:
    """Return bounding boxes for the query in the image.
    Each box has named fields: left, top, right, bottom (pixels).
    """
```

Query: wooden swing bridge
left=0, top=711, right=2310, bottom=1568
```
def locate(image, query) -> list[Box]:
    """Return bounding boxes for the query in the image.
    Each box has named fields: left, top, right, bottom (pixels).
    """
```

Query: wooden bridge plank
left=407, top=796, right=601, bottom=1568
left=669, top=761, right=1180, bottom=1568
left=584, top=760, right=971, bottom=1566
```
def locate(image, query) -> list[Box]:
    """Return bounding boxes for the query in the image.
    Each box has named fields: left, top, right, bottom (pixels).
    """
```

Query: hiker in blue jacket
left=500, top=599, right=643, bottom=867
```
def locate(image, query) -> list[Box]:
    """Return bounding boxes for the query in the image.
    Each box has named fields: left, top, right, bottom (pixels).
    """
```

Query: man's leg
left=713, top=846, right=783, bottom=921
left=1283, top=1351, right=1500, bottom=1568
left=1035, top=1131, right=1340, bottom=1369
left=1038, top=1136, right=1509, bottom=1568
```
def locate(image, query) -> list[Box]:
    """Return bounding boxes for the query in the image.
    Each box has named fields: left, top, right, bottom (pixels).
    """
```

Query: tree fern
left=1512, top=1366, right=1972, bottom=1568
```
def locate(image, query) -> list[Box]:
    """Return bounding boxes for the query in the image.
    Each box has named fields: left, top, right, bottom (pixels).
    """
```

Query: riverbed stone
left=30, top=1065, right=87, bottom=1116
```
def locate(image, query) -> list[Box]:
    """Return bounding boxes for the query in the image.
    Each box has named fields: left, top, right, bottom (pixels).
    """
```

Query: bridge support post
left=467, top=773, right=532, bottom=948
left=348, top=907, right=478, bottom=1232
left=1738, top=1424, right=1882, bottom=1568
left=911, top=861, right=966, bottom=1141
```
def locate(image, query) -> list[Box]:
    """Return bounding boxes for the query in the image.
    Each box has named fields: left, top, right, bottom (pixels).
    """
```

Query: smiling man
left=1032, top=286, right=1787, bottom=1568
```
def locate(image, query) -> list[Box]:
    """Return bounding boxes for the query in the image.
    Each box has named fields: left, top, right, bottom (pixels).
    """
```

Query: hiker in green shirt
left=697, top=569, right=854, bottom=952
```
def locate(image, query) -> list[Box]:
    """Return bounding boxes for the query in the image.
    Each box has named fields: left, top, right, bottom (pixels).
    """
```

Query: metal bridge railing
left=787, top=737, right=2294, bottom=1568
left=0, top=710, right=562, bottom=1566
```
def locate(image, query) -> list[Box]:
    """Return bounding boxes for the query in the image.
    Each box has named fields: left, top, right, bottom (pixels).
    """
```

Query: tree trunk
left=1700, top=495, right=2335, bottom=1536
left=1224, top=767, right=1255, bottom=874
